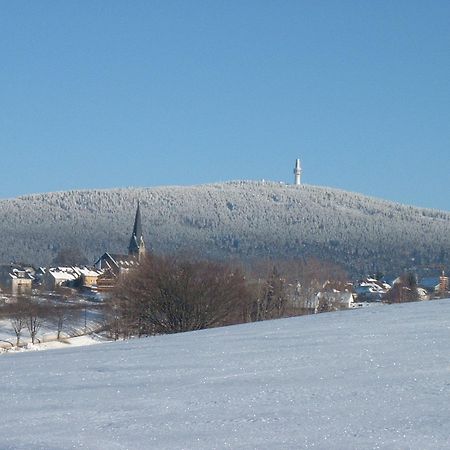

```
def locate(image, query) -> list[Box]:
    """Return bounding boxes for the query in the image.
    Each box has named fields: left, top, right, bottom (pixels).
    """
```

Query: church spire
left=128, top=201, right=146, bottom=260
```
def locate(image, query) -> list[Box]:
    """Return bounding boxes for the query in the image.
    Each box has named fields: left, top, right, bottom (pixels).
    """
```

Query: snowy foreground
left=1, top=300, right=449, bottom=449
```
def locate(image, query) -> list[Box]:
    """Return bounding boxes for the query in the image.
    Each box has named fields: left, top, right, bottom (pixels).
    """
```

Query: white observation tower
left=294, top=158, right=302, bottom=185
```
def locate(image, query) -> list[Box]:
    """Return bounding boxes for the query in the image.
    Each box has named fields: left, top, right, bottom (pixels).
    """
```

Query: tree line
left=105, top=254, right=349, bottom=339
left=0, top=294, right=100, bottom=348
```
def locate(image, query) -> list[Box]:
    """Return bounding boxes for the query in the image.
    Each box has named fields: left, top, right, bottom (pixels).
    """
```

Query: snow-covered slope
left=1, top=181, right=449, bottom=275
left=1, top=299, right=449, bottom=449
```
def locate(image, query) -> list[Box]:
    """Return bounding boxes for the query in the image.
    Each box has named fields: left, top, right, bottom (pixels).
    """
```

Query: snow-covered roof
left=317, top=291, right=354, bottom=304
left=355, top=278, right=391, bottom=294
left=95, top=253, right=139, bottom=272
left=48, top=267, right=104, bottom=283
left=9, top=269, right=34, bottom=280
left=77, top=267, right=103, bottom=277
left=48, top=267, right=79, bottom=281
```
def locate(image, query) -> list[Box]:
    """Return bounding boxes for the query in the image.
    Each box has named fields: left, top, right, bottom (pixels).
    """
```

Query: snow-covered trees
left=52, top=247, right=89, bottom=266
left=0, top=181, right=449, bottom=276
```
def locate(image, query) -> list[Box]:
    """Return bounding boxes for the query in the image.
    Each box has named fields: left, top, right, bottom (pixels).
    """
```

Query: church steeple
left=128, top=201, right=146, bottom=261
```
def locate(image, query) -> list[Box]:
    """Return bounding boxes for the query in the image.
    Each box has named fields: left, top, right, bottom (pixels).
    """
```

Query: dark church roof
left=95, top=252, right=139, bottom=272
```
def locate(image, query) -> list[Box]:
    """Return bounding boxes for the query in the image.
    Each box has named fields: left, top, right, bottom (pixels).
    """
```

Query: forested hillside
left=1, top=181, right=449, bottom=275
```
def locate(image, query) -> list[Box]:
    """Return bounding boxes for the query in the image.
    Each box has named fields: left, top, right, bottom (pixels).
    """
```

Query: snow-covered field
left=0, top=299, right=449, bottom=449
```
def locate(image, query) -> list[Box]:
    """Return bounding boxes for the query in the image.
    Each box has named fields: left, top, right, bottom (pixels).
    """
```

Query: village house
left=308, top=290, right=355, bottom=313
left=78, top=267, right=102, bottom=289
left=354, top=277, right=391, bottom=302
left=0, top=264, right=36, bottom=295
left=419, top=271, right=448, bottom=297
left=45, top=267, right=80, bottom=290
left=44, top=266, right=104, bottom=291
left=9, top=269, right=34, bottom=295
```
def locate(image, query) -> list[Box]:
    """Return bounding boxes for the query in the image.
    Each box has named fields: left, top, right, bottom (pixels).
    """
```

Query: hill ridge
left=1, top=181, right=449, bottom=275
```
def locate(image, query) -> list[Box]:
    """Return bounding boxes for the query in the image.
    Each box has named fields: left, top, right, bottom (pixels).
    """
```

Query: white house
left=45, top=267, right=80, bottom=289
left=309, top=290, right=354, bottom=313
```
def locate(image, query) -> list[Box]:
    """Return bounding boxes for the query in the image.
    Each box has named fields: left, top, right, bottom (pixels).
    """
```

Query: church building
left=95, top=202, right=147, bottom=280
left=128, top=201, right=146, bottom=261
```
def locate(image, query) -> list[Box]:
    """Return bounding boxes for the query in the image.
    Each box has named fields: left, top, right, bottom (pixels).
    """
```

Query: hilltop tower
left=294, top=158, right=302, bottom=185
left=128, top=201, right=146, bottom=261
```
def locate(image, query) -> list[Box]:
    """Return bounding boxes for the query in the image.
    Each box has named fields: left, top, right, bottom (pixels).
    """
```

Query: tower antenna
left=294, top=159, right=302, bottom=185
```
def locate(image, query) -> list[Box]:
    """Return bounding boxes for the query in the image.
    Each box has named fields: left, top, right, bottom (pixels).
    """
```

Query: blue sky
left=1, top=1, right=449, bottom=210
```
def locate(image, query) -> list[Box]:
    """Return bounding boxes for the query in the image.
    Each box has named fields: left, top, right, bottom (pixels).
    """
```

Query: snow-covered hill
left=0, top=299, right=449, bottom=449
left=1, top=181, right=450, bottom=274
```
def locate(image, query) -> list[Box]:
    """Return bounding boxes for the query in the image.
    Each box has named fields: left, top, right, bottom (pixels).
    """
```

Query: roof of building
left=9, top=269, right=34, bottom=280
left=48, top=267, right=80, bottom=281
left=76, top=267, right=103, bottom=277
left=317, top=291, right=354, bottom=303
left=95, top=252, right=139, bottom=271
left=419, top=277, right=440, bottom=290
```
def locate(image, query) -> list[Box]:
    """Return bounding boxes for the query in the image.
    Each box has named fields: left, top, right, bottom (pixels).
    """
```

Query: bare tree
left=11, top=315, right=26, bottom=347
left=384, top=272, right=420, bottom=303
left=9, top=300, right=28, bottom=347
left=109, top=255, right=250, bottom=337
left=53, top=302, right=74, bottom=340
left=248, top=256, right=348, bottom=316
left=250, top=266, right=287, bottom=321
left=26, top=302, right=49, bottom=344
left=56, top=305, right=65, bottom=340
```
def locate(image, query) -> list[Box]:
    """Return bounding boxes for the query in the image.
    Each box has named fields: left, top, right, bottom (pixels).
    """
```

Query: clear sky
left=1, top=1, right=449, bottom=210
